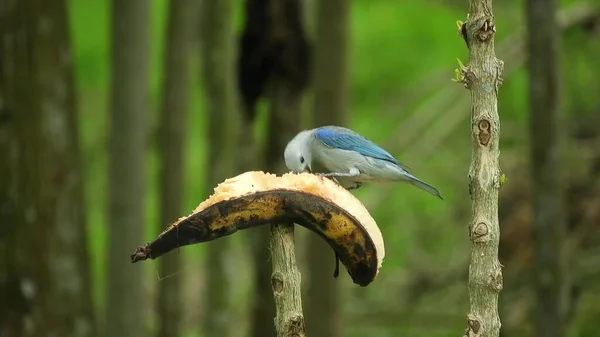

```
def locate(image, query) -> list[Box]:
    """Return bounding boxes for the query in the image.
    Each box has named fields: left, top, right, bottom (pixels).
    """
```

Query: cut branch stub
left=476, top=17, right=496, bottom=42
left=452, top=58, right=475, bottom=89
left=489, top=268, right=503, bottom=291
left=463, top=15, right=497, bottom=44
left=284, top=314, right=305, bottom=337
left=456, top=14, right=497, bottom=46
left=463, top=315, right=483, bottom=337
left=472, top=222, right=490, bottom=243
left=454, top=14, right=498, bottom=89
left=130, top=171, right=386, bottom=287
left=477, top=119, right=491, bottom=146
left=272, top=272, right=285, bottom=294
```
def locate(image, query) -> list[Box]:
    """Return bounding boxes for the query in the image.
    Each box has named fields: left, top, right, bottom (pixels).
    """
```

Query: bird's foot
left=345, top=182, right=363, bottom=191
left=316, top=172, right=363, bottom=191
left=316, top=171, right=358, bottom=178
left=331, top=177, right=342, bottom=186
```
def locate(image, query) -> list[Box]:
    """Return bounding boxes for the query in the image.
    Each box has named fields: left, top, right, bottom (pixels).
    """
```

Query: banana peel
left=130, top=171, right=385, bottom=287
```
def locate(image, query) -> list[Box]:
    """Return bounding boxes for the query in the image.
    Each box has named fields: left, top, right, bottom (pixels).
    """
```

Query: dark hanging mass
left=237, top=0, right=311, bottom=122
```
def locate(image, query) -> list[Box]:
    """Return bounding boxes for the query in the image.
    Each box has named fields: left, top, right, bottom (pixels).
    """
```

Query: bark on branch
left=456, top=0, right=504, bottom=336
left=270, top=222, right=306, bottom=337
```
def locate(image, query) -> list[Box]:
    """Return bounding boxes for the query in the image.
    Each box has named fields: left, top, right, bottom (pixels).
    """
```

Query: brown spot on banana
left=130, top=171, right=385, bottom=287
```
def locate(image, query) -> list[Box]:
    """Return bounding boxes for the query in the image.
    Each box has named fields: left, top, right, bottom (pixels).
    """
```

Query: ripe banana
left=130, top=171, right=385, bottom=287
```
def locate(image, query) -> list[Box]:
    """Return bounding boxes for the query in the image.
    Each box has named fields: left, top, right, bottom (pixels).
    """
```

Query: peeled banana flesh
left=130, top=171, right=385, bottom=287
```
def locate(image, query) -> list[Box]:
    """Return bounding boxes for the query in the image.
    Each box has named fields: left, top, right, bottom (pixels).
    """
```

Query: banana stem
left=270, top=222, right=306, bottom=337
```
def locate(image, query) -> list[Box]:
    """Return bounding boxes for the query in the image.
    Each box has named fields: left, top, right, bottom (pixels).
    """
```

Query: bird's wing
left=314, top=126, right=412, bottom=172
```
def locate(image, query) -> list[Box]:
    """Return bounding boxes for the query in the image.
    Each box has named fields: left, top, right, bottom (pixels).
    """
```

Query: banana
left=130, top=171, right=385, bottom=287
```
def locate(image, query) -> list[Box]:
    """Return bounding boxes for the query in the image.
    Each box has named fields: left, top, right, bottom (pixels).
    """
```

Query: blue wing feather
left=314, top=126, right=408, bottom=169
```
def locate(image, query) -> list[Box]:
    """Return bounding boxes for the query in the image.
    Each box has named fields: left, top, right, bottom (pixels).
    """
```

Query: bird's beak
left=291, top=167, right=311, bottom=174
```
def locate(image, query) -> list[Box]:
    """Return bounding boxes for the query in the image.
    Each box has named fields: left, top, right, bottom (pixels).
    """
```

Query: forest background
left=1, top=0, right=600, bottom=336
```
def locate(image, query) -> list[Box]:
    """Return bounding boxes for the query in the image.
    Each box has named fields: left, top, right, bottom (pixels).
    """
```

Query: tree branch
left=270, top=222, right=306, bottom=337
left=268, top=78, right=307, bottom=337
left=456, top=0, right=504, bottom=336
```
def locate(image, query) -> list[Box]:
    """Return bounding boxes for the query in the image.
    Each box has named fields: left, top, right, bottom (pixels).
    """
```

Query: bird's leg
left=317, top=169, right=361, bottom=190
left=317, top=172, right=357, bottom=178
left=327, top=176, right=341, bottom=185
left=316, top=168, right=360, bottom=179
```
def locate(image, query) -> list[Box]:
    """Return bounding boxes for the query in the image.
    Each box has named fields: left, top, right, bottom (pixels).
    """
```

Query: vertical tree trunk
left=241, top=0, right=277, bottom=333
left=0, top=1, right=95, bottom=336
left=526, top=0, right=569, bottom=335
left=249, top=229, right=277, bottom=337
left=199, top=0, right=238, bottom=336
left=457, top=1, right=504, bottom=336
left=305, top=0, right=349, bottom=336
left=156, top=0, right=196, bottom=336
left=106, top=1, right=150, bottom=337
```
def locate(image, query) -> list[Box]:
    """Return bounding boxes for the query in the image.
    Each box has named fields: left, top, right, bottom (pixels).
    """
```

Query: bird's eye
left=300, top=156, right=305, bottom=164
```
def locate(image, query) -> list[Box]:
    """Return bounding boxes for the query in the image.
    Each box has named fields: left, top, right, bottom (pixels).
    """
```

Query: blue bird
left=283, top=125, right=443, bottom=199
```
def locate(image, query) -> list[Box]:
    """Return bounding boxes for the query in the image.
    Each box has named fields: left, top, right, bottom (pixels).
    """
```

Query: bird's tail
left=401, top=172, right=443, bottom=200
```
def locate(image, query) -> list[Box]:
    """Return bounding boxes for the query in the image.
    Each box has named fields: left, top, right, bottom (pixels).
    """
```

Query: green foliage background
left=67, top=0, right=600, bottom=335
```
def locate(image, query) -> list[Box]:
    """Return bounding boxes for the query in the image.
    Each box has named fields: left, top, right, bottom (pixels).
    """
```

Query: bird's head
left=284, top=130, right=313, bottom=174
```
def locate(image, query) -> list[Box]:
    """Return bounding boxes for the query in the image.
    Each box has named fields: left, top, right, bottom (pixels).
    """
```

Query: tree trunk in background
left=457, top=1, right=504, bottom=336
left=250, top=230, right=277, bottom=337
left=305, top=0, right=349, bottom=336
left=0, top=1, right=95, bottom=336
left=156, top=0, right=196, bottom=336
left=106, top=1, right=150, bottom=337
left=240, top=0, right=310, bottom=335
left=527, top=0, right=569, bottom=335
left=199, top=0, right=238, bottom=336
left=240, top=0, right=277, bottom=334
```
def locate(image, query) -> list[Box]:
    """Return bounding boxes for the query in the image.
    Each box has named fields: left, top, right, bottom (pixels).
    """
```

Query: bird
left=283, top=125, right=443, bottom=200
